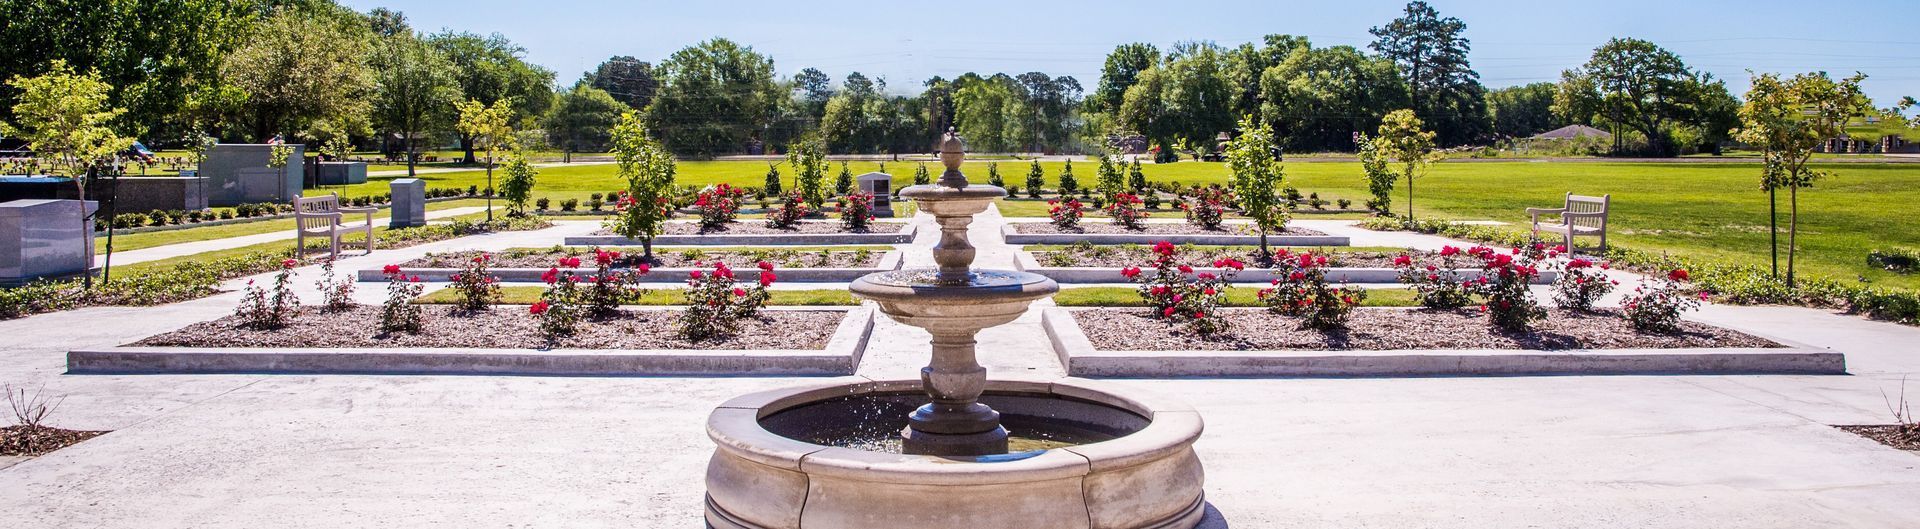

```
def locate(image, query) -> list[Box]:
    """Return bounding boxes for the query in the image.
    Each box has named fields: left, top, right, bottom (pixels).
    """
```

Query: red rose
left=732, top=287, right=747, bottom=297
left=542, top=268, right=559, bottom=284
left=1120, top=266, right=1141, bottom=278
left=383, top=264, right=401, bottom=275
left=1393, top=255, right=1412, bottom=266
left=759, top=272, right=776, bottom=286
left=281, top=258, right=297, bottom=269
left=758, top=261, right=774, bottom=271
left=1668, top=269, right=1690, bottom=281
left=529, top=301, right=549, bottom=315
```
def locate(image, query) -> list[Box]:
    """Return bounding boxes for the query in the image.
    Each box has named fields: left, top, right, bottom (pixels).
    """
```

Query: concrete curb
left=1002, top=224, right=1350, bottom=246
left=563, top=222, right=916, bottom=246
left=1013, top=250, right=1559, bottom=284
left=1041, top=308, right=1847, bottom=378
left=357, top=251, right=903, bottom=283
left=67, top=307, right=875, bottom=377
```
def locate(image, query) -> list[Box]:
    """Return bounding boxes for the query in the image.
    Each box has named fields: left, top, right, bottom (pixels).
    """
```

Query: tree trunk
left=1406, top=166, right=1415, bottom=224
left=642, top=238, right=654, bottom=259
left=1768, top=184, right=1778, bottom=278
left=76, top=167, right=93, bottom=290
left=484, top=148, right=494, bottom=222
left=405, top=133, right=417, bottom=177
left=1787, top=186, right=1799, bottom=287
left=460, top=135, right=477, bottom=165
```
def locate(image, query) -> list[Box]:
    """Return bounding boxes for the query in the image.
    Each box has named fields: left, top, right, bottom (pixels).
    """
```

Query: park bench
left=1527, top=192, right=1610, bottom=252
left=294, top=193, right=376, bottom=258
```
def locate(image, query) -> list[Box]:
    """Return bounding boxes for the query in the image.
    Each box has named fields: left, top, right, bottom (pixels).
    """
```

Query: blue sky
left=342, top=0, right=1920, bottom=108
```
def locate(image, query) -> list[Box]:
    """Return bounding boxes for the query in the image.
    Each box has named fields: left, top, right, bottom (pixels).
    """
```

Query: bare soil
left=0, top=425, right=107, bottom=457
left=402, top=248, right=883, bottom=269
left=135, top=305, right=845, bottom=350
left=1073, top=308, right=1780, bottom=351
left=1012, top=222, right=1325, bottom=236
left=1837, top=425, right=1920, bottom=452
left=1033, top=246, right=1402, bottom=268
left=590, top=220, right=902, bottom=236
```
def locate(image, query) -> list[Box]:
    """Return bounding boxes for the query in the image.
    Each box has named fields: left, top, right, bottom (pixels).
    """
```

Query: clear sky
left=341, top=0, right=1920, bottom=108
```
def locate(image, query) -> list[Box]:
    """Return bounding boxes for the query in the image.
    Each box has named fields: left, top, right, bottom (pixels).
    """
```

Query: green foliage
left=1057, top=160, right=1079, bottom=194
left=1224, top=116, right=1290, bottom=252
left=787, top=137, right=829, bottom=208
left=498, top=154, right=538, bottom=214
left=1128, top=159, right=1148, bottom=191
left=913, top=163, right=930, bottom=185
left=1368, top=1, right=1487, bottom=146
left=1375, top=109, right=1436, bottom=221
left=1258, top=43, right=1410, bottom=151
left=224, top=8, right=373, bottom=140
left=372, top=33, right=458, bottom=170
left=832, top=162, right=853, bottom=195
left=1120, top=43, right=1236, bottom=161
left=986, top=162, right=1004, bottom=188
left=1554, top=37, right=1738, bottom=156
left=584, top=56, right=657, bottom=110
left=1096, top=155, right=1125, bottom=199
left=647, top=38, right=780, bottom=156
left=545, top=84, right=624, bottom=153
left=1870, top=248, right=1919, bottom=274
left=429, top=31, right=554, bottom=133
left=1737, top=71, right=1873, bottom=285
left=762, top=162, right=783, bottom=196
left=1488, top=82, right=1562, bottom=139
left=1, top=59, right=133, bottom=181
left=1092, top=43, right=1161, bottom=114
left=1024, top=161, right=1046, bottom=197
left=605, top=112, right=676, bottom=254
left=1355, top=134, right=1396, bottom=214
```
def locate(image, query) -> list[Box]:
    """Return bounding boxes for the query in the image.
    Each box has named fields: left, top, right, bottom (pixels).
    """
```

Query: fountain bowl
left=704, top=377, right=1206, bottom=529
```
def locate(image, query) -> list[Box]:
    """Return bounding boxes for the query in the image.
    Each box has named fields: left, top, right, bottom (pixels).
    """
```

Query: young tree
left=762, top=162, right=783, bottom=195
left=787, top=137, right=829, bottom=208
left=456, top=99, right=516, bottom=220
left=498, top=153, right=537, bottom=216
left=372, top=34, right=458, bottom=177
left=833, top=162, right=854, bottom=195
left=1057, top=159, right=1079, bottom=195
left=1224, top=116, right=1288, bottom=256
left=1128, top=159, right=1148, bottom=191
left=986, top=162, right=1004, bottom=188
left=1, top=60, right=133, bottom=289
left=1369, top=1, right=1488, bottom=145
left=545, top=84, right=624, bottom=159
left=606, top=111, right=675, bottom=258
left=1096, top=153, right=1124, bottom=200
left=1025, top=160, right=1045, bottom=198
left=1354, top=133, right=1397, bottom=215
left=913, top=163, right=931, bottom=186
left=1374, top=109, right=1437, bottom=223
left=1734, top=72, right=1872, bottom=286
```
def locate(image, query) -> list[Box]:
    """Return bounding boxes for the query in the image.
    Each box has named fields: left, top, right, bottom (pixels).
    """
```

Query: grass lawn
left=415, top=287, right=858, bottom=306
left=97, top=199, right=489, bottom=253
left=1053, top=286, right=1419, bottom=307
left=301, top=159, right=1920, bottom=289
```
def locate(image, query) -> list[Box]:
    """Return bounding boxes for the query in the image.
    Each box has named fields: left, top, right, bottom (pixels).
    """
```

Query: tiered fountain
left=704, top=131, right=1206, bottom=529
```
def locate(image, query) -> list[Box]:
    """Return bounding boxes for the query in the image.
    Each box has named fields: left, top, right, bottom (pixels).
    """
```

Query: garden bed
left=1014, top=246, right=1558, bottom=284
left=564, top=220, right=915, bottom=246
left=1042, top=307, right=1842, bottom=377
left=1, top=425, right=107, bottom=457
left=1003, top=221, right=1348, bottom=246
left=363, top=247, right=901, bottom=283
left=70, top=305, right=875, bottom=376
left=1836, top=425, right=1920, bottom=452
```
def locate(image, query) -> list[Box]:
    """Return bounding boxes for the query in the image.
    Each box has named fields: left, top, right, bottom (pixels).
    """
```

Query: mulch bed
left=135, top=305, right=845, bottom=350
left=588, top=220, right=901, bottom=236
left=402, top=248, right=883, bottom=269
left=1073, top=308, right=1780, bottom=351
left=1033, top=246, right=1402, bottom=269
left=1837, top=425, right=1920, bottom=452
left=1011, top=222, right=1325, bottom=237
left=1, top=425, right=107, bottom=457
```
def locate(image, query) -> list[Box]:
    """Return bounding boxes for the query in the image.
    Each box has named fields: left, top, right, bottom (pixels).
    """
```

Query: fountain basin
left=705, top=377, right=1206, bottom=529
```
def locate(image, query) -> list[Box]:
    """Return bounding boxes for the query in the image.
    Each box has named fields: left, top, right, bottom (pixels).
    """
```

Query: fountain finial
left=937, top=127, right=967, bottom=188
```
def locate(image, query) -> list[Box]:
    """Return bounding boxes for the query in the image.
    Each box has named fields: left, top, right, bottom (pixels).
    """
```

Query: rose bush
left=1260, top=250, right=1367, bottom=329
left=1552, top=257, right=1617, bottom=312
left=678, top=261, right=776, bottom=340
left=1048, top=197, right=1085, bottom=229
left=448, top=253, right=501, bottom=310
left=1126, top=241, right=1240, bottom=335
left=841, top=192, right=875, bottom=229
left=767, top=190, right=810, bottom=229
left=694, top=183, right=746, bottom=229
left=235, top=258, right=300, bottom=329
left=1622, top=268, right=1703, bottom=333
left=1393, top=245, right=1475, bottom=309
left=1107, top=192, right=1148, bottom=230
left=380, top=264, right=424, bottom=334
left=1469, top=246, right=1547, bottom=331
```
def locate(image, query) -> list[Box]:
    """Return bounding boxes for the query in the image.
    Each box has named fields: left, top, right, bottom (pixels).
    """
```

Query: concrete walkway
left=95, top=207, right=489, bottom=267
left=3, top=206, right=1919, bottom=527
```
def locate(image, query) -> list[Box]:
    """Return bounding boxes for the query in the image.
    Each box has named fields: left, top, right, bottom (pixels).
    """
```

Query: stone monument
left=855, top=172, right=894, bottom=217
left=198, top=144, right=304, bottom=206
left=389, top=178, right=426, bottom=228
left=0, top=199, right=98, bottom=286
left=314, top=161, right=368, bottom=186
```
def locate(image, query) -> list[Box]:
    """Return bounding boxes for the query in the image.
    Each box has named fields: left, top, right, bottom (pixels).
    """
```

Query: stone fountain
left=704, top=130, right=1206, bottom=529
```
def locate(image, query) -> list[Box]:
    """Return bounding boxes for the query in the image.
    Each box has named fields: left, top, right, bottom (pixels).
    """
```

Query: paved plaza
left=2, top=208, right=1917, bottom=528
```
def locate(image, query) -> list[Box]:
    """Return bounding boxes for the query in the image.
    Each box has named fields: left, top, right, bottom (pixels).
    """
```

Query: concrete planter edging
left=67, top=307, right=875, bottom=377
left=564, top=222, right=916, bottom=246
left=1014, top=250, right=1559, bottom=284
left=357, top=251, right=902, bottom=283
left=1041, top=308, right=1847, bottom=378
left=1001, top=223, right=1350, bottom=246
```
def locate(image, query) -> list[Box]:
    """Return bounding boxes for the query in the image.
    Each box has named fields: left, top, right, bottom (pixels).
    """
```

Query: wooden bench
left=294, top=193, right=376, bottom=258
left=1527, top=192, right=1610, bottom=252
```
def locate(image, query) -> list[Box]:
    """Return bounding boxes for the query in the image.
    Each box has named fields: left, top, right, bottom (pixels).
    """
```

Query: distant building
left=1530, top=125, right=1613, bottom=141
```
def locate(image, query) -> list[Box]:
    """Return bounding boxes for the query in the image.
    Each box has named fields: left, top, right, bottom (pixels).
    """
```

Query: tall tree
left=1369, top=1, right=1488, bottom=146
left=585, top=56, right=659, bottom=111
left=1554, top=38, right=1730, bottom=157
left=1092, top=43, right=1160, bottom=114
left=1120, top=42, right=1235, bottom=162
left=1486, top=82, right=1562, bottom=139
left=456, top=99, right=515, bottom=220
left=607, top=111, right=676, bottom=258
left=1015, top=72, right=1083, bottom=153
left=1225, top=35, right=1311, bottom=122
left=1735, top=72, right=1873, bottom=286
left=646, top=38, right=779, bottom=156
left=429, top=31, right=555, bottom=162
left=952, top=75, right=1027, bottom=153
left=792, top=67, right=834, bottom=119
left=370, top=33, right=457, bottom=177
left=223, top=7, right=373, bottom=141
left=1259, top=44, right=1410, bottom=151
left=544, top=83, right=624, bottom=158
left=922, top=76, right=955, bottom=149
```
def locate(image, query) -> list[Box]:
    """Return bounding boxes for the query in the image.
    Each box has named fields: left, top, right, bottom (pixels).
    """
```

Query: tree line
left=0, top=0, right=1904, bottom=161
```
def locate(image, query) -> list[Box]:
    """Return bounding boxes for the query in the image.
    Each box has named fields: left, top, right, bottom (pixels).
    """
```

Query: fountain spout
left=850, top=128, right=1059, bottom=456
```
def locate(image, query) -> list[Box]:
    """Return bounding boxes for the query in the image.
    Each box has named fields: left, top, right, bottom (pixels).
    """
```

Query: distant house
left=1530, top=125, right=1613, bottom=141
